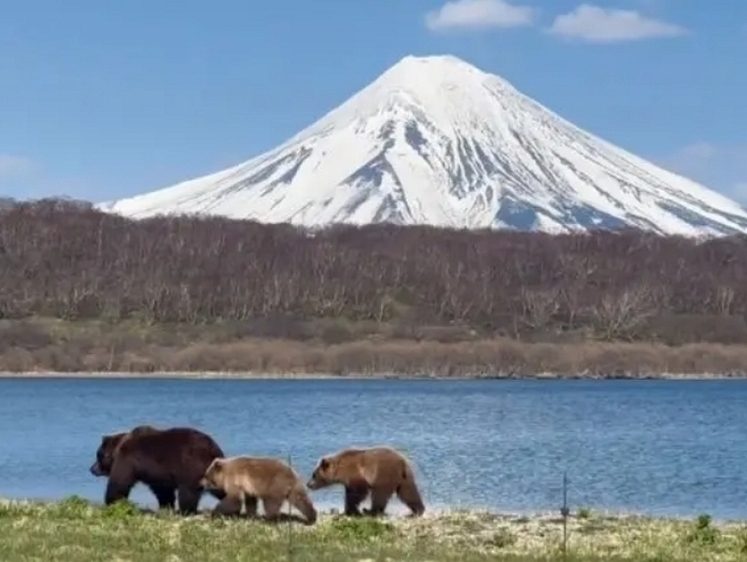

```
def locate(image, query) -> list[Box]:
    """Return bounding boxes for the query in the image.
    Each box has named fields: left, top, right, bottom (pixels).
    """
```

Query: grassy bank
left=2, top=318, right=747, bottom=378
left=1, top=498, right=746, bottom=561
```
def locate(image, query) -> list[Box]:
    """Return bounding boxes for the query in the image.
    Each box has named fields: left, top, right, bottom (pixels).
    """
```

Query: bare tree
left=1, top=198, right=747, bottom=344
left=519, top=287, right=560, bottom=331
left=591, top=284, right=657, bottom=340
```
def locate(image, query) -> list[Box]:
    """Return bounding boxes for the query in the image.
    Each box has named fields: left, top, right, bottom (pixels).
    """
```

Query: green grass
left=2, top=498, right=747, bottom=561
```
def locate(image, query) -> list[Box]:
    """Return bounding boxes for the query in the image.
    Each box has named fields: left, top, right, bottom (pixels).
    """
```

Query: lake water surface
left=1, top=377, right=745, bottom=519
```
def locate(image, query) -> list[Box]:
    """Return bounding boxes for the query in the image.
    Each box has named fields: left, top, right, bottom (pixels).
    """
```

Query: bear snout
left=90, top=462, right=105, bottom=476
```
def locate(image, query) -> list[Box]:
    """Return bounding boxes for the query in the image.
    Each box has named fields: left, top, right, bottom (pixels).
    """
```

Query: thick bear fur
left=200, top=456, right=317, bottom=525
left=307, top=446, right=425, bottom=517
left=90, top=425, right=226, bottom=514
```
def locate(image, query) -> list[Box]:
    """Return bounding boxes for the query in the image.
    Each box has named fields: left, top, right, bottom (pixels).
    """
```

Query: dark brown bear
left=307, top=446, right=425, bottom=517
left=90, top=425, right=227, bottom=514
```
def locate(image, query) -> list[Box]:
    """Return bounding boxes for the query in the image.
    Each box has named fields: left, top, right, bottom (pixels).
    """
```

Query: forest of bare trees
left=2, top=198, right=747, bottom=346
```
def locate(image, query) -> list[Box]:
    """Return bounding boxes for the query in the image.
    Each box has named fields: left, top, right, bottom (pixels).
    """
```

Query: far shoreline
left=1, top=370, right=745, bottom=381
left=5, top=318, right=747, bottom=380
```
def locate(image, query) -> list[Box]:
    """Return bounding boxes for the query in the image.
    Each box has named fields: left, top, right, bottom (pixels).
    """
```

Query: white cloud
left=0, top=154, right=34, bottom=182
left=425, top=0, right=535, bottom=32
left=549, top=4, right=687, bottom=43
left=676, top=142, right=717, bottom=161
left=667, top=142, right=724, bottom=171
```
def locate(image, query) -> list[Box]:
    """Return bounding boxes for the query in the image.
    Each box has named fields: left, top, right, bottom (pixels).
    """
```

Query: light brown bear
left=306, top=446, right=425, bottom=517
left=199, top=456, right=317, bottom=525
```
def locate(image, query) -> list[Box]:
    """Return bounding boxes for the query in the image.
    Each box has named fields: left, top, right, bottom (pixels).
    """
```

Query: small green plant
left=487, top=527, right=517, bottom=549
left=577, top=507, right=592, bottom=519
left=325, top=515, right=395, bottom=541
left=685, top=513, right=719, bottom=546
left=0, top=501, right=28, bottom=519
left=54, top=495, right=93, bottom=518
left=101, top=499, right=140, bottom=519
left=737, top=528, right=747, bottom=554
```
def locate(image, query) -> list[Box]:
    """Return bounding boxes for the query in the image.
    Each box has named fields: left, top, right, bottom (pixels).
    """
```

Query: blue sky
left=1, top=0, right=746, bottom=204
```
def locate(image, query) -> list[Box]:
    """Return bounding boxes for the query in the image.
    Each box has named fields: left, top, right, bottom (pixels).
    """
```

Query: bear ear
left=319, top=458, right=330, bottom=470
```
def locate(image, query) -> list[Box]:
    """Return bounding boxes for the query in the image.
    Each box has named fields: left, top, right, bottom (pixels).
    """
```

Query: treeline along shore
left=2, top=198, right=747, bottom=377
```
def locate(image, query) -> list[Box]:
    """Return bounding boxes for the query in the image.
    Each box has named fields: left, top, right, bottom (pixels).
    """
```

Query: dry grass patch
left=3, top=318, right=747, bottom=377
left=4, top=337, right=747, bottom=378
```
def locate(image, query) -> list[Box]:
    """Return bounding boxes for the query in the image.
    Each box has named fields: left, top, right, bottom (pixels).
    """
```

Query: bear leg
left=344, top=485, right=368, bottom=517
left=244, top=494, right=259, bottom=518
left=212, top=494, right=243, bottom=518
left=364, top=485, right=394, bottom=517
left=104, top=463, right=137, bottom=506
left=176, top=484, right=202, bottom=515
left=149, top=484, right=176, bottom=510
left=262, top=497, right=284, bottom=522
left=397, top=482, right=425, bottom=517
left=396, top=478, right=425, bottom=517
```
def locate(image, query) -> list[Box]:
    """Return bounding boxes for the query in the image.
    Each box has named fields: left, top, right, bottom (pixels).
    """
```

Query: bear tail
left=290, top=484, right=318, bottom=525
left=397, top=464, right=425, bottom=517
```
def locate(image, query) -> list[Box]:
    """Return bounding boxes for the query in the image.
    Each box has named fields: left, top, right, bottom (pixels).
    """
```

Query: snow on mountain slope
left=100, top=55, right=747, bottom=236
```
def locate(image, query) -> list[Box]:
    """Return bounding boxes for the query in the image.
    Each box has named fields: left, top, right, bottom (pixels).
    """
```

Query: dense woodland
left=2, top=198, right=747, bottom=345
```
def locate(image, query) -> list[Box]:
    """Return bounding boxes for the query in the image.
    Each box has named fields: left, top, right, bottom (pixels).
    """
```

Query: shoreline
left=2, top=497, right=746, bottom=561
left=2, top=496, right=741, bottom=524
left=1, top=369, right=746, bottom=380
left=5, top=318, right=747, bottom=379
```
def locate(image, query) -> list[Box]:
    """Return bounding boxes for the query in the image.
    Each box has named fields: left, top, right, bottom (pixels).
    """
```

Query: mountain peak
left=100, top=54, right=747, bottom=237
left=355, top=53, right=509, bottom=104
left=309, top=54, right=519, bottom=145
left=388, top=53, right=487, bottom=76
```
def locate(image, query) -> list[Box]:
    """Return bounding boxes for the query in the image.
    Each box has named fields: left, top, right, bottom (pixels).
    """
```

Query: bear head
left=306, top=457, right=336, bottom=490
left=89, top=432, right=128, bottom=477
left=89, top=425, right=158, bottom=477
left=199, top=458, right=227, bottom=490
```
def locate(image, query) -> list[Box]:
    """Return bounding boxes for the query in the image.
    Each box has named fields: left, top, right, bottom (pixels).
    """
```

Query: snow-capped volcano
left=100, top=54, right=747, bottom=236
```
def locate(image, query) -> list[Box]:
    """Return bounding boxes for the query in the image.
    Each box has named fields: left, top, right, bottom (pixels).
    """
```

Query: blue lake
left=0, top=377, right=746, bottom=519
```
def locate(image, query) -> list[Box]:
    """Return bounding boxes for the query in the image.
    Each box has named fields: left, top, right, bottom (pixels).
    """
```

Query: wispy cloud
left=549, top=4, right=687, bottom=43
left=0, top=155, right=96, bottom=202
left=733, top=182, right=747, bottom=201
left=675, top=142, right=718, bottom=162
left=662, top=142, right=747, bottom=204
left=0, top=154, right=34, bottom=182
left=425, top=0, right=535, bottom=32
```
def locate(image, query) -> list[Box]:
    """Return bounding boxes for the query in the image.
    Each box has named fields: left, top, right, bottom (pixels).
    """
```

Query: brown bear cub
left=200, top=456, right=317, bottom=525
left=307, top=446, right=425, bottom=517
left=90, top=425, right=226, bottom=514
